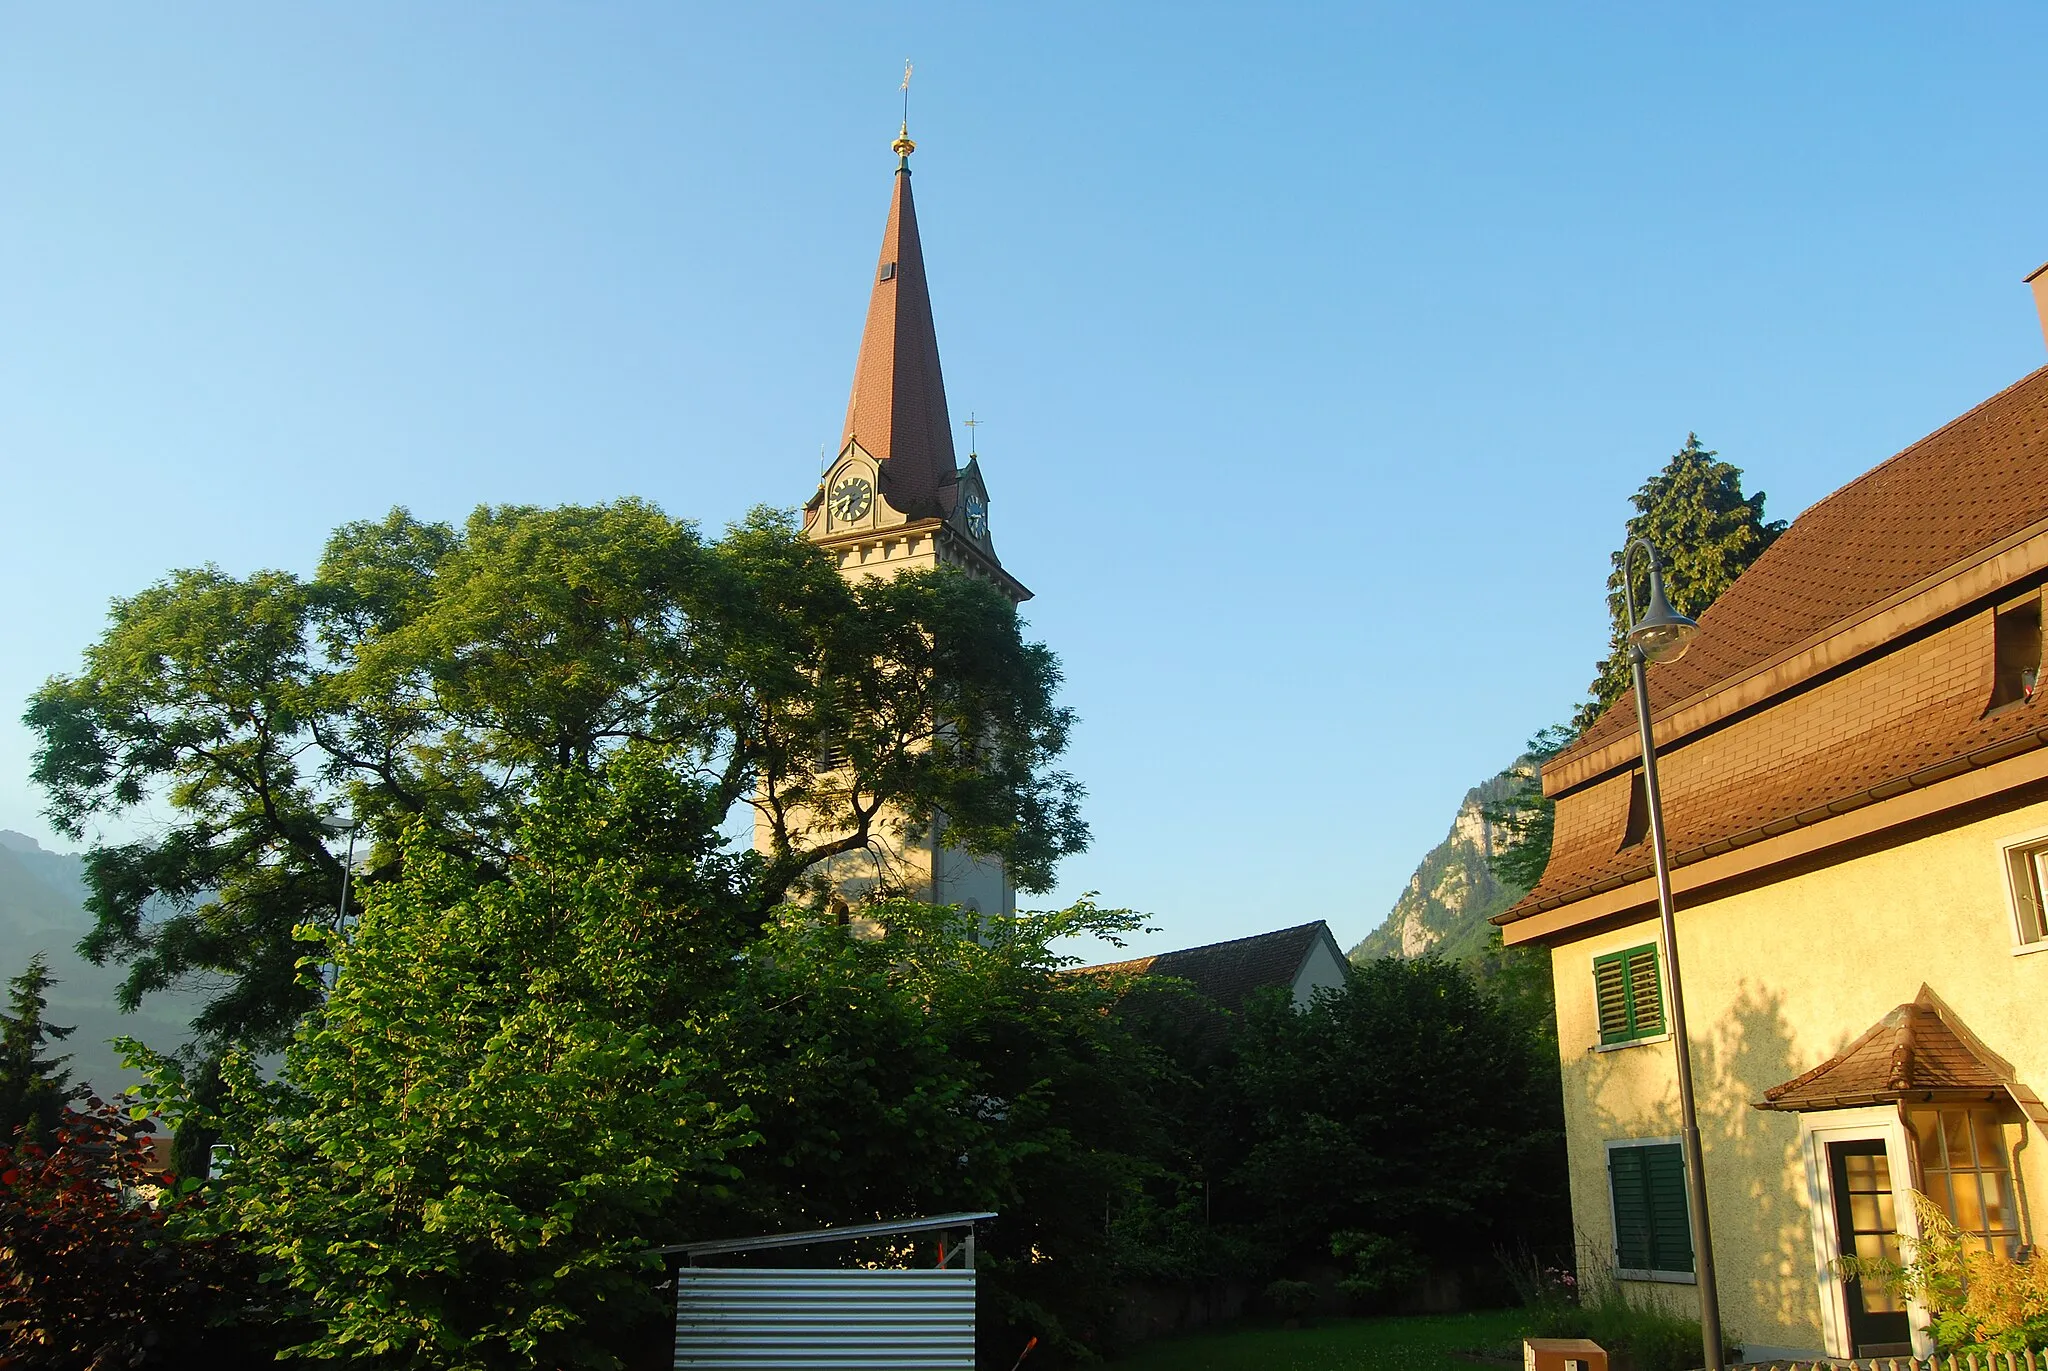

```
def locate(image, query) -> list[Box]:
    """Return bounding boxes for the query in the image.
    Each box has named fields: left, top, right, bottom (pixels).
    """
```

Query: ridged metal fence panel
left=673, top=1268, right=976, bottom=1369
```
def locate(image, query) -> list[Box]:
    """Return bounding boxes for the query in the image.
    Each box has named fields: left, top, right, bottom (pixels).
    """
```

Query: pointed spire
left=839, top=127, right=957, bottom=520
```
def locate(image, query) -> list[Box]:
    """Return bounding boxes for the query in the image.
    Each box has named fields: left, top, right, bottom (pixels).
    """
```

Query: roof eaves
left=1497, top=723, right=2048, bottom=928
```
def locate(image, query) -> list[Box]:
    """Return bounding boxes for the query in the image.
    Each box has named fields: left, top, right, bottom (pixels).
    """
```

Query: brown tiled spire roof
left=1756, top=986, right=2016, bottom=1112
left=839, top=151, right=958, bottom=521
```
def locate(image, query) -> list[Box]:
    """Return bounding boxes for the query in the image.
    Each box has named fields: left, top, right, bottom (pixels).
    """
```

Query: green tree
left=1224, top=957, right=1567, bottom=1297
left=136, top=760, right=756, bottom=1370
left=1573, top=434, right=1785, bottom=731
left=0, top=953, right=80, bottom=1147
left=1481, top=724, right=1577, bottom=894
left=27, top=501, right=1086, bottom=1052
left=692, top=896, right=1176, bottom=1361
left=1489, top=439, right=1784, bottom=895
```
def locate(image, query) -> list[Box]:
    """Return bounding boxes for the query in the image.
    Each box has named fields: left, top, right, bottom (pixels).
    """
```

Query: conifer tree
left=1490, top=437, right=1784, bottom=893
left=1572, top=434, right=1786, bottom=732
left=0, top=954, right=81, bottom=1147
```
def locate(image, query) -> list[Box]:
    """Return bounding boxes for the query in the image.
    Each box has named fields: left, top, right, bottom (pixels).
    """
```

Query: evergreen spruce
left=1573, top=434, right=1786, bottom=732
left=1490, top=437, right=1784, bottom=894
left=0, top=954, right=81, bottom=1147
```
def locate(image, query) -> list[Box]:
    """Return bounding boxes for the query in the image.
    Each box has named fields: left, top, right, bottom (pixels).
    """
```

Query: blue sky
left=4, top=4, right=2046, bottom=961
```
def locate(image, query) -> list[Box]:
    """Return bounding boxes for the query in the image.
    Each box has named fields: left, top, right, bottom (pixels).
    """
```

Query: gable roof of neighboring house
left=1755, top=986, right=2016, bottom=1112
left=1500, top=365, right=2048, bottom=935
left=1081, top=921, right=1345, bottom=1013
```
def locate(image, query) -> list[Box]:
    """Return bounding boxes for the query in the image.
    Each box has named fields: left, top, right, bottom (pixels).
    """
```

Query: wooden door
left=1829, top=1139, right=1912, bottom=1357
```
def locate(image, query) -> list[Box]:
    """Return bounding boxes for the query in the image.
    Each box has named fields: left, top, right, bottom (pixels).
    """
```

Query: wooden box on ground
left=1524, top=1338, right=1609, bottom=1371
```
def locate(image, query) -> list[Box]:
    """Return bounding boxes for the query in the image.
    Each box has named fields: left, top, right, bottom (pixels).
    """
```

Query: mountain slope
left=0, top=830, right=200, bottom=1093
left=1351, top=764, right=1530, bottom=964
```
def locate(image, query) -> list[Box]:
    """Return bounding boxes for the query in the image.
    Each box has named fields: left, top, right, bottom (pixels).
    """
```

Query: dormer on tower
left=804, top=125, right=1029, bottom=604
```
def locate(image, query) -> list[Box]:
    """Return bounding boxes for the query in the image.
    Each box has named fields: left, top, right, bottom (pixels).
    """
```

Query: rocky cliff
left=1350, top=764, right=1532, bottom=964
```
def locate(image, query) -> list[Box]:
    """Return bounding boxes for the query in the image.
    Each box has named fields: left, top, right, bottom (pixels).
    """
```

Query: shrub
left=1332, top=1229, right=1427, bottom=1305
left=1838, top=1190, right=2048, bottom=1354
left=1521, top=1268, right=1735, bottom=1371
left=0, top=1095, right=257, bottom=1366
left=1262, top=1279, right=1318, bottom=1320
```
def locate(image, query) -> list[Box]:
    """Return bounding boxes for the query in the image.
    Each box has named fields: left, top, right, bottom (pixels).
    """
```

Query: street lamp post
left=319, top=811, right=359, bottom=931
left=1619, top=537, right=1722, bottom=1371
left=319, top=812, right=360, bottom=989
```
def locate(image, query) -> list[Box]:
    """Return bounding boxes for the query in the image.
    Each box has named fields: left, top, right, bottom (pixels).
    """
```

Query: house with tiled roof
left=1495, top=273, right=2048, bottom=1361
left=1081, top=921, right=1350, bottom=1016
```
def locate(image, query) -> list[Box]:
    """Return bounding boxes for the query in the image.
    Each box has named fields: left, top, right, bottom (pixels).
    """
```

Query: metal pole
left=1625, top=540, right=1723, bottom=1371
left=335, top=826, right=356, bottom=933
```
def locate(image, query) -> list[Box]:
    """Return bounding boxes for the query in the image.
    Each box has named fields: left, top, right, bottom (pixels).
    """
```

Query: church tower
left=758, top=121, right=1028, bottom=917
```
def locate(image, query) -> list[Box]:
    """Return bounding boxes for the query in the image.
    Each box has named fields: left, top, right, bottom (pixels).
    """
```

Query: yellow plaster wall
left=1551, top=797, right=2048, bottom=1355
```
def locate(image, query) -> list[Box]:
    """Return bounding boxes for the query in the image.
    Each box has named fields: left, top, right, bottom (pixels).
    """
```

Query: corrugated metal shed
left=662, top=1212, right=996, bottom=1371
left=673, top=1268, right=975, bottom=1369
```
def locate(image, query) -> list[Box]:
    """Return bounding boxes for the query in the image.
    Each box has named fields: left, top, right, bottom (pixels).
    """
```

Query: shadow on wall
left=1564, top=980, right=1839, bottom=1351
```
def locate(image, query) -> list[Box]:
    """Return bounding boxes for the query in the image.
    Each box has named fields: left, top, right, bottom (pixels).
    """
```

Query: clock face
left=829, top=475, right=873, bottom=523
left=964, top=496, right=988, bottom=537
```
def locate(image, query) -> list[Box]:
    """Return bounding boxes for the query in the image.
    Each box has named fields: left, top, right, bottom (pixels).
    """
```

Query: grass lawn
left=1103, top=1309, right=1528, bottom=1371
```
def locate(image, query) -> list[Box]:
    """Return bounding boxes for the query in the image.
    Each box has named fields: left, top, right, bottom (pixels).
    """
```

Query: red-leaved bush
left=0, top=1096, right=255, bottom=1368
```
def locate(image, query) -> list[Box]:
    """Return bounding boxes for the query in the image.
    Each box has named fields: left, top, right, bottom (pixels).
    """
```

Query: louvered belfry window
left=1609, top=1142, right=1693, bottom=1276
left=1593, top=943, right=1665, bottom=1045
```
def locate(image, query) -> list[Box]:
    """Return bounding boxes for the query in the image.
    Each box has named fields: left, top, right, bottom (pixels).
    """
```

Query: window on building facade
left=1989, top=593, right=2042, bottom=712
left=1608, top=1141, right=1692, bottom=1278
left=1908, top=1104, right=2022, bottom=1258
left=2004, top=837, right=2048, bottom=945
left=1594, top=943, right=1665, bottom=1045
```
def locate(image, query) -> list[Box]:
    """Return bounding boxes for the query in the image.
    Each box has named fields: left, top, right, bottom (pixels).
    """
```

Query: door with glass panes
left=1828, top=1140, right=1911, bottom=1357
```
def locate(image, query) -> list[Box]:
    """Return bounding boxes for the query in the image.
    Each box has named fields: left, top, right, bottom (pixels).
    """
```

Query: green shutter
left=1610, top=1144, right=1651, bottom=1269
left=1594, top=952, right=1632, bottom=1043
left=1626, top=946, right=1664, bottom=1036
left=1610, top=1142, right=1692, bottom=1275
left=1644, top=1144, right=1693, bottom=1272
left=1594, top=944, right=1663, bottom=1044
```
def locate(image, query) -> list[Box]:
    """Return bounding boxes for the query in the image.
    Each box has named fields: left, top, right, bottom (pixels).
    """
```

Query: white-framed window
left=1604, top=1137, right=1694, bottom=1282
left=1998, top=825, right=2048, bottom=949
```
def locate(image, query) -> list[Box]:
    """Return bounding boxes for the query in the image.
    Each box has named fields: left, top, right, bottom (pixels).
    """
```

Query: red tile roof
left=1505, top=366, right=2048, bottom=924
left=1756, top=986, right=2013, bottom=1111
left=1573, top=366, right=2048, bottom=760
left=840, top=160, right=959, bottom=521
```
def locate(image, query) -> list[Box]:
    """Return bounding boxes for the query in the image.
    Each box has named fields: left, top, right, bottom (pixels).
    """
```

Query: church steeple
left=838, top=126, right=958, bottom=521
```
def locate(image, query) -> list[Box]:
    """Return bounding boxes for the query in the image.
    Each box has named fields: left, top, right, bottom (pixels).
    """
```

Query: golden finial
left=894, top=60, right=916, bottom=162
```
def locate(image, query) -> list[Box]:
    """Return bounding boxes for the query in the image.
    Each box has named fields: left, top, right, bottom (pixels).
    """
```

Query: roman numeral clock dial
left=829, top=475, right=872, bottom=523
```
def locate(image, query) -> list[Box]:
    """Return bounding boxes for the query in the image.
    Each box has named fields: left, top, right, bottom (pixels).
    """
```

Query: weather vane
left=894, top=60, right=916, bottom=162
left=963, top=413, right=982, bottom=457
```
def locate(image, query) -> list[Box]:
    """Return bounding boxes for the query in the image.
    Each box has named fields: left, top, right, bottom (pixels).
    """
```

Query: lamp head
left=319, top=812, right=357, bottom=837
left=1627, top=560, right=1700, bottom=665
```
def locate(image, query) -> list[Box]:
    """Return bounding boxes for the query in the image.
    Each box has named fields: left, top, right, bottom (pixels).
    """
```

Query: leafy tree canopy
left=134, top=757, right=1156, bottom=1368
left=1225, top=957, right=1567, bottom=1298
left=0, top=953, right=80, bottom=1148
left=696, top=894, right=1171, bottom=1360
left=133, top=761, right=757, bottom=1370
left=27, top=501, right=1087, bottom=1051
